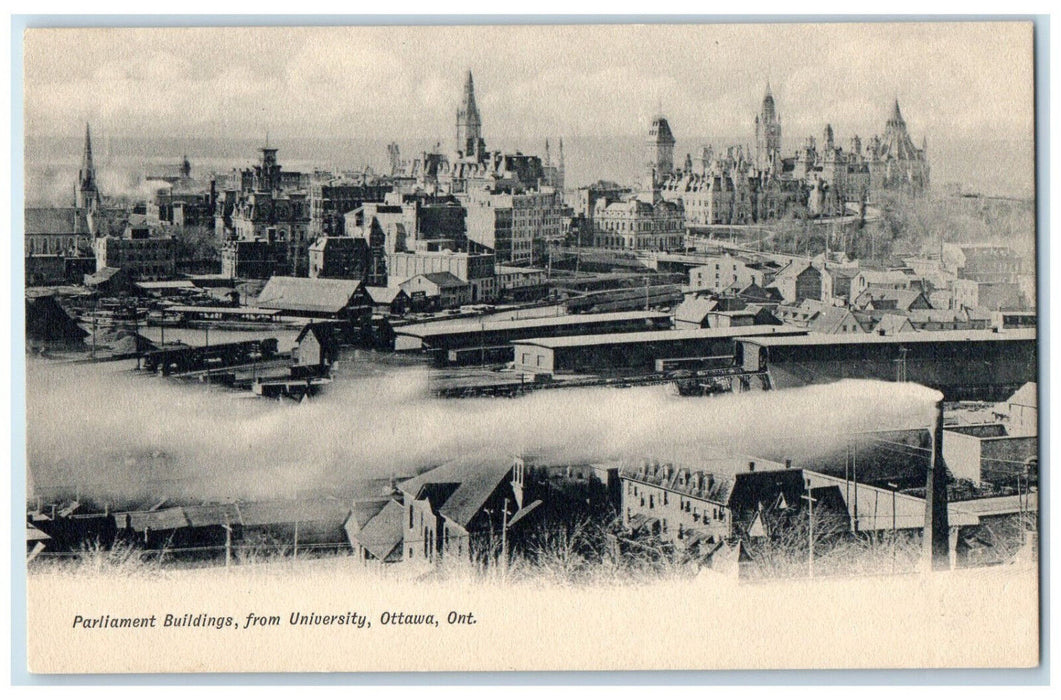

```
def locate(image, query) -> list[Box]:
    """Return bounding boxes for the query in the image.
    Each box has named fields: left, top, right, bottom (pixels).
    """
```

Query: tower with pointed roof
left=456, top=70, right=486, bottom=161
left=75, top=123, right=102, bottom=235
left=870, top=99, right=930, bottom=196
left=754, top=83, right=782, bottom=171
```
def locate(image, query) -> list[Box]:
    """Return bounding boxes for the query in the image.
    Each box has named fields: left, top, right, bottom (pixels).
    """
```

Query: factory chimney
left=923, top=400, right=951, bottom=571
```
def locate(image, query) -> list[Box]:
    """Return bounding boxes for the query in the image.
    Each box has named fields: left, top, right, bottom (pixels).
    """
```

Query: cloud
left=23, top=23, right=1034, bottom=144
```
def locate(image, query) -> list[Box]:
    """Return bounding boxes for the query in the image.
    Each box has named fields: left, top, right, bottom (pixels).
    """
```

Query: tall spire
left=456, top=69, right=485, bottom=159
left=81, top=123, right=95, bottom=182
left=889, top=98, right=905, bottom=127
left=76, top=122, right=101, bottom=235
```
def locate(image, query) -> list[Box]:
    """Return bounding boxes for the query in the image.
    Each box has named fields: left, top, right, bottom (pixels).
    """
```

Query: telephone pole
left=802, top=479, right=817, bottom=578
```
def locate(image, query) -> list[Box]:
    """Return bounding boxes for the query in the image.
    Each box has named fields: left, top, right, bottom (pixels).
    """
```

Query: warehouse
left=392, top=310, right=671, bottom=353
left=512, top=325, right=805, bottom=375
left=736, top=328, right=1037, bottom=401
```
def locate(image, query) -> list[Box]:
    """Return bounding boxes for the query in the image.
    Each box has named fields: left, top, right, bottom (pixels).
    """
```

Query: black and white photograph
left=17, top=19, right=1041, bottom=673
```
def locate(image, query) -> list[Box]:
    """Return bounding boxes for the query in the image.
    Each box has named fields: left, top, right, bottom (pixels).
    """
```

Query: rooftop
left=394, top=310, right=669, bottom=339
left=738, top=328, right=1036, bottom=348
left=256, top=276, right=365, bottom=314
left=512, top=324, right=804, bottom=350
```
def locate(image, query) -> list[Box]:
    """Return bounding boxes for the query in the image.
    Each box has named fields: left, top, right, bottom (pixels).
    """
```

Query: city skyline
left=25, top=23, right=1034, bottom=147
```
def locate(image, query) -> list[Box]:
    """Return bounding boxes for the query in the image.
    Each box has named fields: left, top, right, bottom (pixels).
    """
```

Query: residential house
left=794, top=264, right=833, bottom=304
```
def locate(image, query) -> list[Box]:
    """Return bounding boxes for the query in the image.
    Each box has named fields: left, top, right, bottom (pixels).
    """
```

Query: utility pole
left=802, top=479, right=817, bottom=578
left=223, top=517, right=232, bottom=568
left=887, top=481, right=899, bottom=573
left=852, top=435, right=859, bottom=533
left=500, top=498, right=509, bottom=576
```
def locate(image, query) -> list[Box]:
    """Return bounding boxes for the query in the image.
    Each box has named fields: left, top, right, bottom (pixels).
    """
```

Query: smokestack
left=923, top=399, right=951, bottom=571
left=784, top=458, right=792, bottom=469
left=748, top=461, right=756, bottom=472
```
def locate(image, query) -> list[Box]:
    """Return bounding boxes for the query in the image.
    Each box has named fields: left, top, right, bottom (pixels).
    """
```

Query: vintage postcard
left=20, top=21, right=1039, bottom=674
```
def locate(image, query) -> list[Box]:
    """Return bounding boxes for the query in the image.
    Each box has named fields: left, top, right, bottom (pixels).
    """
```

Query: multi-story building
left=592, top=197, right=684, bottom=252
left=93, top=226, right=177, bottom=281
left=307, top=181, right=392, bottom=238
left=687, top=254, right=768, bottom=293
left=619, top=457, right=801, bottom=545
left=220, top=239, right=287, bottom=280
left=308, top=237, right=374, bottom=281
left=386, top=249, right=496, bottom=302
left=214, top=147, right=312, bottom=276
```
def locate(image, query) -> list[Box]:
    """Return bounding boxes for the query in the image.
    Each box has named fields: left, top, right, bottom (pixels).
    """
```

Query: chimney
left=923, top=399, right=951, bottom=571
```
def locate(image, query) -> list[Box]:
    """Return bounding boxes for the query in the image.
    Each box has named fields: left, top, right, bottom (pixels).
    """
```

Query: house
left=766, top=262, right=802, bottom=304
left=292, top=323, right=341, bottom=375
left=806, top=306, right=866, bottom=334
left=344, top=499, right=405, bottom=565
left=672, top=295, right=718, bottom=329
left=308, top=236, right=372, bottom=280
left=397, top=455, right=531, bottom=564
left=398, top=272, right=472, bottom=310
left=256, top=276, right=372, bottom=321
left=687, top=254, right=766, bottom=293
left=705, top=305, right=780, bottom=329
left=794, top=264, right=833, bottom=304
left=864, top=312, right=916, bottom=336
left=365, top=286, right=411, bottom=315
left=828, top=267, right=860, bottom=301
left=736, top=282, right=784, bottom=305
left=853, top=288, right=931, bottom=312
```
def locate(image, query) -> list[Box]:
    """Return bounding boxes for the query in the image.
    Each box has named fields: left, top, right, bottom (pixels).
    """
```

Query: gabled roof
left=673, top=295, right=717, bottom=325
left=419, top=272, right=467, bottom=288
left=807, top=306, right=863, bottom=334
left=365, top=286, right=407, bottom=304
left=871, top=313, right=914, bottom=335
left=399, top=455, right=514, bottom=530
left=257, top=276, right=365, bottom=314
left=352, top=499, right=405, bottom=561
left=737, top=283, right=783, bottom=303
left=25, top=207, right=80, bottom=235
left=344, top=499, right=390, bottom=532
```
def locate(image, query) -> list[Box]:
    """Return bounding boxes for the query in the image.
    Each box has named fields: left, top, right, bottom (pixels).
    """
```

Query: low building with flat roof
left=391, top=310, right=671, bottom=353
left=512, top=324, right=804, bottom=375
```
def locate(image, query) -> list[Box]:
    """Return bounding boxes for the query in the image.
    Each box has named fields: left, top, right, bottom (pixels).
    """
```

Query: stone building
left=93, top=226, right=177, bottom=281
left=592, top=197, right=684, bottom=251
left=866, top=100, right=930, bottom=197
left=214, top=147, right=312, bottom=276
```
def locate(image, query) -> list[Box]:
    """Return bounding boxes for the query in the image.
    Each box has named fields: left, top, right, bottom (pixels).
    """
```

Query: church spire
left=456, top=70, right=485, bottom=159
left=81, top=123, right=95, bottom=178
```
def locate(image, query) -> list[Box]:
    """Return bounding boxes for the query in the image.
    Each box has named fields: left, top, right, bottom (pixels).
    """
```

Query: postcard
left=21, top=20, right=1039, bottom=674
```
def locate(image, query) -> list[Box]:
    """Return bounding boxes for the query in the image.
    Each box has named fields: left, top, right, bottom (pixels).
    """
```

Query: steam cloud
left=26, top=359, right=943, bottom=507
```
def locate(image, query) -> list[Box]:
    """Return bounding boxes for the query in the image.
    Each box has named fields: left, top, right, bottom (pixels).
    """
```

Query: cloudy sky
left=24, top=22, right=1034, bottom=145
